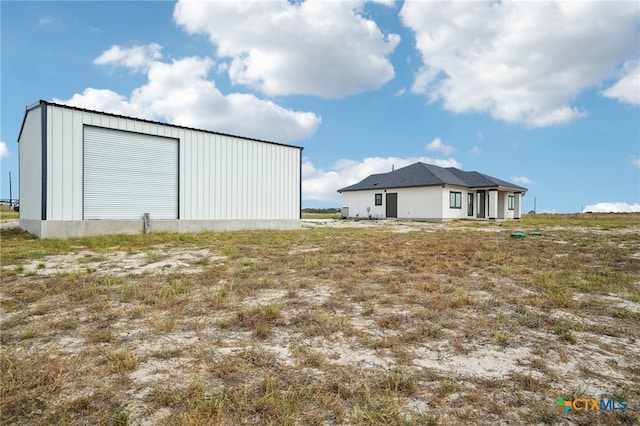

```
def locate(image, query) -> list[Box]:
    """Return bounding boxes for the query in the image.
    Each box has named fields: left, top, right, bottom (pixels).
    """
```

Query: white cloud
left=58, top=88, right=149, bottom=119
left=602, top=61, right=640, bottom=106
left=511, top=176, right=532, bottom=185
left=582, top=203, right=640, bottom=213
left=400, top=1, right=639, bottom=127
left=94, top=43, right=163, bottom=72
left=303, top=156, right=462, bottom=203
left=470, top=146, right=481, bottom=155
left=173, top=0, right=400, bottom=98
left=425, top=137, right=455, bottom=155
left=56, top=48, right=320, bottom=143
left=0, top=141, right=10, bottom=159
left=632, top=156, right=640, bottom=168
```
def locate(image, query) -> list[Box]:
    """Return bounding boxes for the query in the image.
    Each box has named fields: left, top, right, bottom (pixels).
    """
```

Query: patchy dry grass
left=301, top=212, right=342, bottom=220
left=0, top=205, right=19, bottom=221
left=1, top=214, right=639, bottom=425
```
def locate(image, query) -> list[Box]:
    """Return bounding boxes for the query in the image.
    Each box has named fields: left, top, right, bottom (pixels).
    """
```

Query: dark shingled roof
left=338, top=162, right=527, bottom=193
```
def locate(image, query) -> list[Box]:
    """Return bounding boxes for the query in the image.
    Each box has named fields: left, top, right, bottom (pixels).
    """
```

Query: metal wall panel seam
left=41, top=104, right=47, bottom=220
left=51, top=108, right=62, bottom=220
left=178, top=129, right=185, bottom=220
left=210, top=134, right=215, bottom=219
left=230, top=138, right=236, bottom=220
left=177, top=132, right=181, bottom=220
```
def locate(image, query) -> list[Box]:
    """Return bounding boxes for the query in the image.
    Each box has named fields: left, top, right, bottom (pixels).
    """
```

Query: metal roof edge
left=340, top=183, right=528, bottom=194
left=17, top=101, right=46, bottom=143
left=338, top=183, right=445, bottom=193
left=32, top=100, right=304, bottom=150
left=468, top=184, right=528, bottom=192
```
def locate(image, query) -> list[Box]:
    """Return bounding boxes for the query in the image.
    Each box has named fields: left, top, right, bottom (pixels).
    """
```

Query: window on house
left=449, top=191, right=462, bottom=209
left=375, top=193, right=382, bottom=206
left=508, top=195, right=515, bottom=210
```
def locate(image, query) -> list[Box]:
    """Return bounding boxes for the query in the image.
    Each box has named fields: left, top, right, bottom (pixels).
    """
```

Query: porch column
left=514, top=192, right=522, bottom=219
left=488, top=189, right=498, bottom=220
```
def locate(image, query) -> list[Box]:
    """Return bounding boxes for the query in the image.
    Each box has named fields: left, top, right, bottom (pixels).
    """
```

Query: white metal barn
left=18, top=101, right=302, bottom=238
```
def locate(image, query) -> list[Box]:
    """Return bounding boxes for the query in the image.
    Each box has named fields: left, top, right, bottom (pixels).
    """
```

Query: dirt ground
left=1, top=217, right=639, bottom=425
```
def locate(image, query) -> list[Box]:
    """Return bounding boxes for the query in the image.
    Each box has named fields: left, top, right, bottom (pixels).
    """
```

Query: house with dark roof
left=337, top=162, right=527, bottom=221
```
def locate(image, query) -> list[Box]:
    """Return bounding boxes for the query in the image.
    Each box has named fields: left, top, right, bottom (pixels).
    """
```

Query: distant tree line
left=301, top=207, right=341, bottom=214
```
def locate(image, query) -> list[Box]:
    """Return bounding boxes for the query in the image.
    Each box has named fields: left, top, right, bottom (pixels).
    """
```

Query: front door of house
left=386, top=193, right=397, bottom=218
left=467, top=193, right=474, bottom=217
left=477, top=190, right=485, bottom=218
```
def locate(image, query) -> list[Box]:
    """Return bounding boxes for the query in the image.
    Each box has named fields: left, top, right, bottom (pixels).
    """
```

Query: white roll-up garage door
left=84, top=126, right=178, bottom=220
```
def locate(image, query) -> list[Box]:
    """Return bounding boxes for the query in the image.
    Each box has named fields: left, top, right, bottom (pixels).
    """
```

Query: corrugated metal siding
left=41, top=103, right=300, bottom=222
left=83, top=126, right=178, bottom=220
left=46, top=107, right=84, bottom=220
left=179, top=132, right=300, bottom=221
left=18, top=107, right=42, bottom=220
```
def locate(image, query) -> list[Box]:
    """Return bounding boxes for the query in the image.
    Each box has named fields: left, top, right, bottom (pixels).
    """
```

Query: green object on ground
left=510, top=232, right=526, bottom=239
left=529, top=231, right=541, bottom=236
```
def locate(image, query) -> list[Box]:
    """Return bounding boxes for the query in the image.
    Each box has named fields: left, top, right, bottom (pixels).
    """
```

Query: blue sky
left=2, top=0, right=639, bottom=213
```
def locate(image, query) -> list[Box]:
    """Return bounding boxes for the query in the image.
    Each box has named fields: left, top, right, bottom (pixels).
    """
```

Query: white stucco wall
left=440, top=186, right=475, bottom=220
left=397, top=186, right=444, bottom=219
left=340, top=190, right=386, bottom=218
left=499, top=192, right=517, bottom=219
left=342, top=186, right=447, bottom=220
left=487, top=190, right=497, bottom=219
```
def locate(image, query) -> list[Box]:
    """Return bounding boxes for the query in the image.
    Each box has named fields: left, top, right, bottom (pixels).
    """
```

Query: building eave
left=469, top=185, right=528, bottom=193
left=339, top=183, right=528, bottom=194
left=20, top=100, right=303, bottom=151
left=339, top=183, right=458, bottom=193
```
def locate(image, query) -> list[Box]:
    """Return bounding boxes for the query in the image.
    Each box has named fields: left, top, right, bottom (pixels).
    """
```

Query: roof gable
left=338, top=162, right=527, bottom=193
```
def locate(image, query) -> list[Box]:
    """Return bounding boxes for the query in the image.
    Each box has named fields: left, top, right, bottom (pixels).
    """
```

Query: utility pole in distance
left=9, top=171, right=12, bottom=207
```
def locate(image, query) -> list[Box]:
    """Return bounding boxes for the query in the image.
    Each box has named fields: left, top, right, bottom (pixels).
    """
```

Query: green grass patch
left=301, top=212, right=342, bottom=219
left=0, top=205, right=19, bottom=220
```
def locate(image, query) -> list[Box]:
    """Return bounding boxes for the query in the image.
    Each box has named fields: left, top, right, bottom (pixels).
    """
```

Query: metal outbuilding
left=18, top=101, right=302, bottom=238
